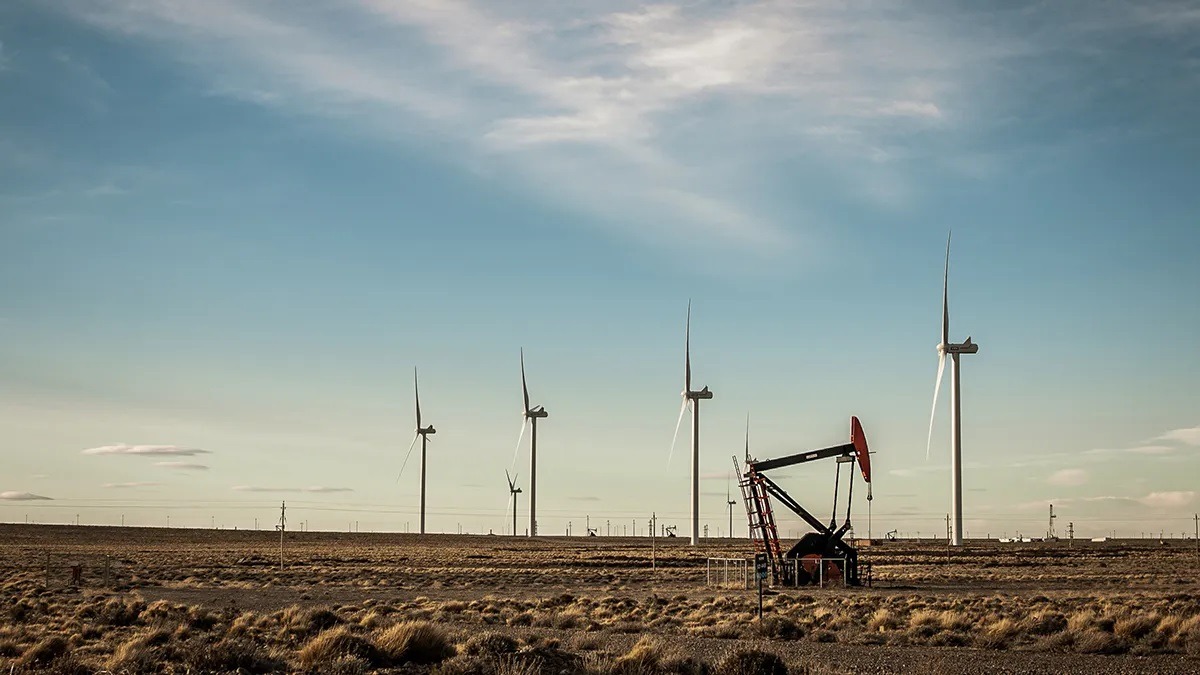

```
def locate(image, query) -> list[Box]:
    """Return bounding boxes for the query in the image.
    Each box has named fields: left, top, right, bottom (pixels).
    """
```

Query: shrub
left=17, top=635, right=70, bottom=668
left=461, top=631, right=519, bottom=658
left=375, top=620, right=454, bottom=665
left=298, top=627, right=381, bottom=670
left=715, top=649, right=788, bottom=675
left=185, top=637, right=286, bottom=673
left=613, top=636, right=663, bottom=673
left=284, top=605, right=343, bottom=638
left=1021, top=611, right=1067, bottom=636
left=1074, top=629, right=1128, bottom=655
left=757, top=616, right=803, bottom=640
left=866, top=608, right=900, bottom=632
left=1113, top=615, right=1158, bottom=641
left=975, top=618, right=1020, bottom=650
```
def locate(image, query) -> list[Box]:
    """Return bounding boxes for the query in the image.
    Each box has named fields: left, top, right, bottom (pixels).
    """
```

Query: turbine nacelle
left=417, top=425, right=437, bottom=435
left=524, top=405, right=549, bottom=419
left=941, top=338, right=980, bottom=355
left=684, top=386, right=713, bottom=400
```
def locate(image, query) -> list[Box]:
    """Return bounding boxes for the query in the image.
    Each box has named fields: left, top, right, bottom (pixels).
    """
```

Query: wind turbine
left=511, top=349, right=548, bottom=537
left=925, top=232, right=979, bottom=547
left=726, top=475, right=737, bottom=539
left=505, top=470, right=522, bottom=537
left=669, top=301, right=713, bottom=546
left=398, top=368, right=436, bottom=535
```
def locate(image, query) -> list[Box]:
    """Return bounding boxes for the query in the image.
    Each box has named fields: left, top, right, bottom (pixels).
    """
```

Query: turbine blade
left=510, top=418, right=528, bottom=469
left=744, top=412, right=750, bottom=462
left=684, top=301, right=692, bottom=393
left=668, top=398, right=689, bottom=467
left=926, top=353, right=947, bottom=461
left=413, top=367, right=422, bottom=431
left=942, top=231, right=951, bottom=347
left=506, top=469, right=513, bottom=490
left=397, top=433, right=420, bottom=482
left=520, top=348, right=531, bottom=414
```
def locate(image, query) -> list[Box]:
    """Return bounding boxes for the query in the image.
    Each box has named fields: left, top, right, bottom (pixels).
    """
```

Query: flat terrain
left=2, top=524, right=1198, bottom=673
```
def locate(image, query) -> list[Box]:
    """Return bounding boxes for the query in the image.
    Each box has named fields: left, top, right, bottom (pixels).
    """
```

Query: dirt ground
left=2, top=524, right=1199, bottom=673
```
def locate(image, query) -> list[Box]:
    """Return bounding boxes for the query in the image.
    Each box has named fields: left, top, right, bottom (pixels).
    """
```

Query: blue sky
left=1, top=0, right=1198, bottom=539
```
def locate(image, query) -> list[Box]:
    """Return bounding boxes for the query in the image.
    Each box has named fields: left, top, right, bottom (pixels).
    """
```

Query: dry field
left=2, top=524, right=1199, bottom=674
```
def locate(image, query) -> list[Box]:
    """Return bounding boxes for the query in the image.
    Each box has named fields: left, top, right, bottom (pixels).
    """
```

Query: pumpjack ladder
left=736, top=457, right=784, bottom=582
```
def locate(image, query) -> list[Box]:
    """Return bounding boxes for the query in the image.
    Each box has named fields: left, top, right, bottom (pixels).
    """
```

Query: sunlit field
left=2, top=524, right=1198, bottom=673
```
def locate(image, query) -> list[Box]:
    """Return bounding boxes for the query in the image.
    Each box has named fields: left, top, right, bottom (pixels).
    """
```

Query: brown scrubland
left=1, top=524, right=1198, bottom=673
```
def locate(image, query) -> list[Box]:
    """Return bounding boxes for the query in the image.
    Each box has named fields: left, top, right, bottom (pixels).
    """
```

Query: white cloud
left=1, top=491, right=52, bottom=500
left=1125, top=445, right=1175, bottom=455
left=1047, top=468, right=1088, bottom=487
left=232, top=485, right=352, bottom=493
left=55, top=0, right=1016, bottom=259
left=83, top=443, right=209, bottom=457
left=1155, top=426, right=1200, bottom=446
left=103, top=482, right=161, bottom=488
left=1138, top=491, right=1195, bottom=509
left=155, top=461, right=208, bottom=470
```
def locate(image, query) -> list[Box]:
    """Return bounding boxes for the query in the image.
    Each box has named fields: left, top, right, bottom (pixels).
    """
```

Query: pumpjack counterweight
left=738, top=416, right=873, bottom=587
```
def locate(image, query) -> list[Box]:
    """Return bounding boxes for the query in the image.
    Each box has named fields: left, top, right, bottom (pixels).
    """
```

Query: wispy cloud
left=57, top=0, right=1072, bottom=258
left=155, top=461, right=208, bottom=471
left=1, top=491, right=52, bottom=500
left=1138, top=491, right=1196, bottom=509
left=1019, top=490, right=1196, bottom=511
left=1047, top=468, right=1088, bottom=487
left=232, top=485, right=352, bottom=493
left=83, top=443, right=209, bottom=457
left=102, top=481, right=161, bottom=488
left=1154, top=425, right=1200, bottom=446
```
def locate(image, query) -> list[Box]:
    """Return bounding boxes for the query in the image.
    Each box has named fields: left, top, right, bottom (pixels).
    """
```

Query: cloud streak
left=155, top=461, right=208, bottom=471
left=1154, top=425, right=1200, bottom=446
left=103, top=482, right=161, bottom=488
left=1047, top=469, right=1088, bottom=487
left=1, top=491, right=53, bottom=500
left=232, top=485, right=353, bottom=493
left=83, top=444, right=209, bottom=457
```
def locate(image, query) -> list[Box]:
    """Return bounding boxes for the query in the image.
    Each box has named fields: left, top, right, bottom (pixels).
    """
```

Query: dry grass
left=1, top=525, right=1198, bottom=673
left=375, top=620, right=454, bottom=664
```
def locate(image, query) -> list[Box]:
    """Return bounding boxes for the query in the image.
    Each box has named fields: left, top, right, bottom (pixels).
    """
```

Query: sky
left=1, top=0, right=1198, bottom=540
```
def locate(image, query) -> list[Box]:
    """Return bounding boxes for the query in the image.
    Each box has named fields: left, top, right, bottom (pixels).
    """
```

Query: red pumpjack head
left=850, top=415, right=871, bottom=484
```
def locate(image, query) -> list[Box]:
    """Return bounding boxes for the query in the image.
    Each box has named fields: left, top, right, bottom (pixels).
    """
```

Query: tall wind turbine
left=398, top=368, right=436, bottom=534
left=511, top=349, right=548, bottom=537
left=505, top=470, right=522, bottom=537
left=669, top=301, right=713, bottom=546
left=926, top=232, right=979, bottom=546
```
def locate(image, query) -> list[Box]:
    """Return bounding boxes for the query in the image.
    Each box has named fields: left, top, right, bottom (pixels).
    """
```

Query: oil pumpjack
left=737, top=416, right=873, bottom=586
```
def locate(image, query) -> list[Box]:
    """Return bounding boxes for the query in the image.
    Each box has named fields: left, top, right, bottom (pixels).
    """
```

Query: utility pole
left=277, top=501, right=286, bottom=571
left=650, top=512, right=657, bottom=570
left=1194, top=513, right=1198, bottom=558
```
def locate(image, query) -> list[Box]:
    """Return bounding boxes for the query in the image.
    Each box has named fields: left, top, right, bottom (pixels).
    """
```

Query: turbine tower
left=670, top=301, right=713, bottom=546
left=926, top=232, right=979, bottom=546
left=512, top=349, right=548, bottom=537
left=399, top=368, right=436, bottom=535
left=505, top=470, right=522, bottom=537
